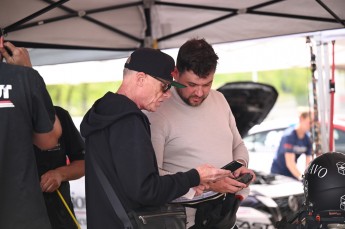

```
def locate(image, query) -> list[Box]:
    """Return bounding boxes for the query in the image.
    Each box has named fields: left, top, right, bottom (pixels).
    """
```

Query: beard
left=177, top=89, right=207, bottom=107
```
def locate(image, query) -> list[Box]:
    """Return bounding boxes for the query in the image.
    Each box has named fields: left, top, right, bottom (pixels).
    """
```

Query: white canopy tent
left=0, top=0, right=344, bottom=65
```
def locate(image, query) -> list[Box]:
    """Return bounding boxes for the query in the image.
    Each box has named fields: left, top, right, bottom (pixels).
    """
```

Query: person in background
left=146, top=38, right=255, bottom=228
left=0, top=41, right=62, bottom=229
left=270, top=107, right=313, bottom=180
left=35, top=105, right=85, bottom=229
left=80, top=47, right=231, bottom=229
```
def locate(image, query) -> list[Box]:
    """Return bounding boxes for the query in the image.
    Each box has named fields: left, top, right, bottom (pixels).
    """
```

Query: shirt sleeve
left=226, top=99, right=249, bottom=167
left=30, top=69, right=55, bottom=133
left=282, top=133, right=295, bottom=153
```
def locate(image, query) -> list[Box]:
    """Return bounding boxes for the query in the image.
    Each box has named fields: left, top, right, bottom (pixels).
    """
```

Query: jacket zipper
left=138, top=212, right=185, bottom=224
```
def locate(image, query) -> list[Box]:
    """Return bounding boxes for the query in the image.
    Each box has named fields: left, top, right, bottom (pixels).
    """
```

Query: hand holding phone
left=0, top=38, right=14, bottom=61
left=0, top=41, right=31, bottom=67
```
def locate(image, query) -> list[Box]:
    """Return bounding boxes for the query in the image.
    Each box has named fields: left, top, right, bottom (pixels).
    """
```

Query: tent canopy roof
left=1, top=0, right=345, bottom=65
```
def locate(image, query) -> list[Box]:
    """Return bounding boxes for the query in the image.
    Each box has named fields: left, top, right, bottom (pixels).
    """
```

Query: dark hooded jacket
left=81, top=92, right=199, bottom=229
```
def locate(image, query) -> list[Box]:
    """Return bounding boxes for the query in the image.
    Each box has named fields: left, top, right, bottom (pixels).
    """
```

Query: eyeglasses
left=148, top=75, right=172, bottom=93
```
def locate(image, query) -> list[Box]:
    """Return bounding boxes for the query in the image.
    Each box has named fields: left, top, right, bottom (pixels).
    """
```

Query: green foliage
left=47, top=81, right=121, bottom=116
left=47, top=67, right=313, bottom=116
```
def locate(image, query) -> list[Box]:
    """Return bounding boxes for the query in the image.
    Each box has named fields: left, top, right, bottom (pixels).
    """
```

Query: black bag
left=187, top=193, right=240, bottom=229
left=128, top=204, right=186, bottom=229
left=91, top=155, right=186, bottom=229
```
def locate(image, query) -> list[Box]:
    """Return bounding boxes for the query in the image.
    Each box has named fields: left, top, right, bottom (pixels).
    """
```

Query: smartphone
left=221, top=160, right=243, bottom=172
left=4, top=45, right=13, bottom=56
left=236, top=173, right=253, bottom=185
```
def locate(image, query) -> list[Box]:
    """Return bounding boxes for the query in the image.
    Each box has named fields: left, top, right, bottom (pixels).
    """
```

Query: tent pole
left=316, top=38, right=329, bottom=154
left=143, top=0, right=154, bottom=48
left=316, top=0, right=345, bottom=26
left=306, top=37, right=322, bottom=158
left=321, top=41, right=331, bottom=153
left=329, top=41, right=336, bottom=151
left=4, top=0, right=70, bottom=34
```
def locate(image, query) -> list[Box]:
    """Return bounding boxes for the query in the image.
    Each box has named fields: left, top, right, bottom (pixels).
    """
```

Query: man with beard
left=146, top=38, right=255, bottom=228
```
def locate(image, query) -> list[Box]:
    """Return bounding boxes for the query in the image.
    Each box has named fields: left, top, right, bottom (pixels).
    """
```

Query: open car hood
left=217, top=81, right=278, bottom=137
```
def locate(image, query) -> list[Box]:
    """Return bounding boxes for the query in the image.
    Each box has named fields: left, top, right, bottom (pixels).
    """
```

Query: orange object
left=235, top=195, right=244, bottom=201
left=315, top=214, right=321, bottom=221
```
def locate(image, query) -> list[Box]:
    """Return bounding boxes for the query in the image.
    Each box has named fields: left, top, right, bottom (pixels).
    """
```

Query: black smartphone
left=236, top=173, right=253, bottom=185
left=221, top=161, right=243, bottom=172
left=4, top=46, right=13, bottom=56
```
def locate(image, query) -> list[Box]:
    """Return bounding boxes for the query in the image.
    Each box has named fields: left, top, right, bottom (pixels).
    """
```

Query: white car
left=217, top=82, right=305, bottom=227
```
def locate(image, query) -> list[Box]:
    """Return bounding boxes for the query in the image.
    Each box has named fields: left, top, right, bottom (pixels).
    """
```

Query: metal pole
left=316, top=39, right=329, bottom=154
left=306, top=37, right=322, bottom=157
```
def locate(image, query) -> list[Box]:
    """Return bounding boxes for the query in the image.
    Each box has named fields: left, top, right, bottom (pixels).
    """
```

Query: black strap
left=91, top=159, right=134, bottom=229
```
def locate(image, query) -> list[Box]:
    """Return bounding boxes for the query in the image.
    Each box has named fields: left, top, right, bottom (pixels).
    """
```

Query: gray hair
left=123, top=68, right=137, bottom=78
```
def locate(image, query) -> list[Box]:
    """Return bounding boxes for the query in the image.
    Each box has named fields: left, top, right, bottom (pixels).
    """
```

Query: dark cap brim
left=171, top=81, right=186, bottom=88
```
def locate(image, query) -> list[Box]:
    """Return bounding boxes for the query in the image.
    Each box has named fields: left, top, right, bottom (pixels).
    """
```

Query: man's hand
left=196, top=164, right=231, bottom=184
left=208, top=177, right=247, bottom=194
left=0, top=42, right=32, bottom=67
left=207, top=166, right=256, bottom=194
left=193, top=184, right=209, bottom=196
left=40, top=169, right=63, bottom=193
left=232, top=166, right=256, bottom=184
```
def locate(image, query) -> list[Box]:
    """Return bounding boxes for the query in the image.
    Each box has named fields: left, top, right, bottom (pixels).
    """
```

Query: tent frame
left=2, top=0, right=344, bottom=51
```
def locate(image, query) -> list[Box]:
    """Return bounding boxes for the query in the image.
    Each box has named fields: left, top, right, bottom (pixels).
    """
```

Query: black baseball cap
left=124, top=48, right=186, bottom=88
